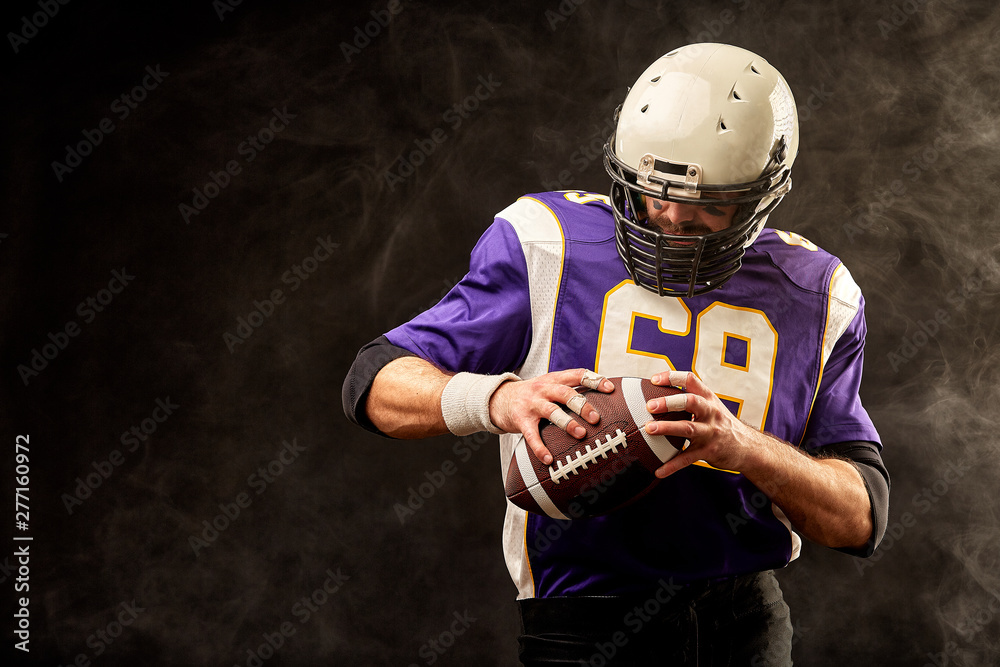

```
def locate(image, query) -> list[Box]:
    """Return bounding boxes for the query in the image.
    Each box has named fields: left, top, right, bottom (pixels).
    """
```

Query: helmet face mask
left=603, top=43, right=799, bottom=298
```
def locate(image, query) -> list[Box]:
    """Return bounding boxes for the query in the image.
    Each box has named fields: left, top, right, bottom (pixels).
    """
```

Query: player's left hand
left=644, top=370, right=754, bottom=478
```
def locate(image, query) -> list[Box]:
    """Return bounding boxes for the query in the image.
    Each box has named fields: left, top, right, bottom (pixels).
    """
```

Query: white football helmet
left=604, top=43, right=799, bottom=297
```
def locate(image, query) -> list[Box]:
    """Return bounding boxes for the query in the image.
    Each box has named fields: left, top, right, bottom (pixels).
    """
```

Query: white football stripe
left=621, top=377, right=685, bottom=463
left=514, top=438, right=569, bottom=520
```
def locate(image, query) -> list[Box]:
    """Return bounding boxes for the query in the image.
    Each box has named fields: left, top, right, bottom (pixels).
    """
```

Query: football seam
left=550, top=428, right=629, bottom=483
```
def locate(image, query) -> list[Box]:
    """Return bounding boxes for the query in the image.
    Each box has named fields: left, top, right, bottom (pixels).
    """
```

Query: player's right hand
left=488, top=369, right=615, bottom=464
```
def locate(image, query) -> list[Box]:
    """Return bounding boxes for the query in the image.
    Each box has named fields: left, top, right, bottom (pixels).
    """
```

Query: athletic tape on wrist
left=440, top=372, right=521, bottom=436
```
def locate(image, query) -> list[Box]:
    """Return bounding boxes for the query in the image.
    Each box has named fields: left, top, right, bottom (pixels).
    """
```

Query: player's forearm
left=739, top=430, right=873, bottom=550
left=366, top=356, right=451, bottom=439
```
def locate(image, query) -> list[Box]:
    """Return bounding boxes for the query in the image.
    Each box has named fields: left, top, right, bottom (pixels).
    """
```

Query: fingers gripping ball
left=504, top=377, right=692, bottom=519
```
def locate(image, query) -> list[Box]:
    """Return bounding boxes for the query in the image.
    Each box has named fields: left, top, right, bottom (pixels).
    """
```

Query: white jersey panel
left=822, top=263, right=862, bottom=368
left=495, top=196, right=566, bottom=600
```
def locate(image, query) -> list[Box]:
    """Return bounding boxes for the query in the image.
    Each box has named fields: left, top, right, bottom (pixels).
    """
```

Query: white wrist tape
left=441, top=372, right=521, bottom=436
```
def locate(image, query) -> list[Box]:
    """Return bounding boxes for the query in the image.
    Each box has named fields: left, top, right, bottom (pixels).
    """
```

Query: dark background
left=2, top=0, right=999, bottom=665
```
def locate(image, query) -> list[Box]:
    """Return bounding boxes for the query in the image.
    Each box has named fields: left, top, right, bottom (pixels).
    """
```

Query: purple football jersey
left=386, top=190, right=880, bottom=599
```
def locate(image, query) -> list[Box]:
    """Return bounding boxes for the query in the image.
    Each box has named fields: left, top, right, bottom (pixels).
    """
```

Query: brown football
left=504, top=376, right=692, bottom=519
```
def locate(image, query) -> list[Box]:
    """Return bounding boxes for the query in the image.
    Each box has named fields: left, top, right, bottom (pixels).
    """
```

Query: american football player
left=344, top=43, right=888, bottom=665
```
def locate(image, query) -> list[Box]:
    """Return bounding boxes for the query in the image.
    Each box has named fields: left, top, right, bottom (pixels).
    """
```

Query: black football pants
left=517, top=570, right=793, bottom=666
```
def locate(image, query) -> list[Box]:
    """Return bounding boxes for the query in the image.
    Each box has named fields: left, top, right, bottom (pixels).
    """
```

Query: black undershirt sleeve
left=342, top=335, right=416, bottom=437
left=812, top=440, right=890, bottom=558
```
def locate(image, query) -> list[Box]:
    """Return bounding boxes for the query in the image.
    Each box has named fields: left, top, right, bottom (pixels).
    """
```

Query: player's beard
left=658, top=223, right=714, bottom=236
left=636, top=208, right=715, bottom=239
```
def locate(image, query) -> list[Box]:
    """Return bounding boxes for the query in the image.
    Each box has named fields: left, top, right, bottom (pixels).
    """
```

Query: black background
left=3, top=0, right=1000, bottom=665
